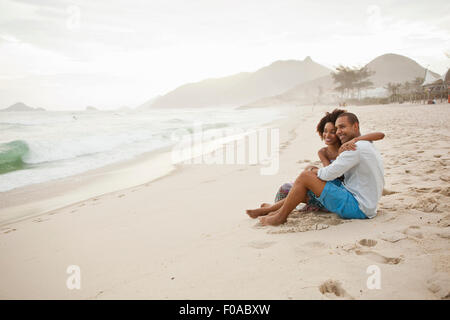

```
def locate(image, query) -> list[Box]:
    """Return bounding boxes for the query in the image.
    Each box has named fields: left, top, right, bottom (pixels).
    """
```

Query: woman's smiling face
left=323, top=122, right=339, bottom=145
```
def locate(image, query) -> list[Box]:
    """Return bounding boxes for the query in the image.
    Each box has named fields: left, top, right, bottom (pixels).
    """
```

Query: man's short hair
left=337, top=112, right=359, bottom=125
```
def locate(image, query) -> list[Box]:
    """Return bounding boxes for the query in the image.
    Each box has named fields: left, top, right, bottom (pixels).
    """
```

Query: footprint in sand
left=438, top=160, right=448, bottom=167
left=90, top=290, right=105, bottom=299
left=33, top=218, right=49, bottom=223
left=117, top=194, right=125, bottom=198
left=280, top=143, right=289, bottom=150
left=358, top=239, right=377, bottom=247
left=427, top=273, right=450, bottom=300
left=379, top=232, right=407, bottom=243
left=382, top=189, right=399, bottom=196
left=319, top=280, right=353, bottom=299
left=403, top=226, right=423, bottom=239
left=247, top=240, right=276, bottom=249
left=437, top=215, right=450, bottom=228
left=408, top=196, right=440, bottom=213
left=411, top=187, right=434, bottom=193
left=2, top=227, right=17, bottom=234
left=436, top=228, right=450, bottom=239
left=354, top=249, right=402, bottom=265
left=436, top=187, right=450, bottom=197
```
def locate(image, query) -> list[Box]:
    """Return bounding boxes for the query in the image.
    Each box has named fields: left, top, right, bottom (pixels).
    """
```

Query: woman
left=246, top=108, right=384, bottom=218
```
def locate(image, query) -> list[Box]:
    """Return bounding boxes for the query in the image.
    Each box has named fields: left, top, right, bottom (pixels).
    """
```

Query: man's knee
left=295, top=169, right=315, bottom=184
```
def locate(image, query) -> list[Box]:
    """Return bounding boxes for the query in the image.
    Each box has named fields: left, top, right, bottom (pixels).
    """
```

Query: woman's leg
left=275, top=183, right=293, bottom=202
left=247, top=198, right=286, bottom=218
left=247, top=182, right=293, bottom=218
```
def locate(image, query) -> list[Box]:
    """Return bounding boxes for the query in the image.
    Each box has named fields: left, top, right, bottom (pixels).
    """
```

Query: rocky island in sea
left=0, top=102, right=45, bottom=112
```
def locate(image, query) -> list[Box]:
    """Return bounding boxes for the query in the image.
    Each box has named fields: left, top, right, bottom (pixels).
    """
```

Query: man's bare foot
left=246, top=207, right=271, bottom=218
left=259, top=212, right=287, bottom=226
left=260, top=203, right=271, bottom=208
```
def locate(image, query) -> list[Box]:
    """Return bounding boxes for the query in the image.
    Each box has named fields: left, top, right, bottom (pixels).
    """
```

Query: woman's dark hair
left=316, top=108, right=347, bottom=139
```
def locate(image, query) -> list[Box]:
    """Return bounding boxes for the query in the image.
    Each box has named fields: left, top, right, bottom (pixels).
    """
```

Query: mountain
left=146, top=57, right=332, bottom=108
left=0, top=102, right=45, bottom=112
left=243, top=53, right=439, bottom=107
left=240, top=74, right=334, bottom=108
left=365, top=53, right=439, bottom=87
left=137, top=95, right=161, bottom=110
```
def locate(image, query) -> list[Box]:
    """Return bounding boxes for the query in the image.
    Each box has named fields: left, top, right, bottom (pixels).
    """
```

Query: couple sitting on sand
left=246, top=109, right=385, bottom=226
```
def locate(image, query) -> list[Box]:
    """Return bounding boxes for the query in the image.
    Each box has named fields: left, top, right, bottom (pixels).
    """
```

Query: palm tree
left=331, top=65, right=354, bottom=99
left=412, top=77, right=425, bottom=102
left=332, top=65, right=375, bottom=101
left=354, top=67, right=375, bottom=100
left=317, top=85, right=324, bottom=104
left=401, top=81, right=411, bottom=102
left=384, top=82, right=402, bottom=102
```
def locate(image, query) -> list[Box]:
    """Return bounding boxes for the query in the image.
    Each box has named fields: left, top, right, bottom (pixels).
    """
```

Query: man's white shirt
left=317, top=141, right=384, bottom=218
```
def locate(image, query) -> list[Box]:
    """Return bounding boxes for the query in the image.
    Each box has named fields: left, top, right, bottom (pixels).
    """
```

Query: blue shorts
left=317, top=180, right=367, bottom=219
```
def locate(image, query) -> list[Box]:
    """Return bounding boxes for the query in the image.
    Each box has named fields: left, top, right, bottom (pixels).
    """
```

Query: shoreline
left=0, top=106, right=296, bottom=227
left=0, top=145, right=177, bottom=226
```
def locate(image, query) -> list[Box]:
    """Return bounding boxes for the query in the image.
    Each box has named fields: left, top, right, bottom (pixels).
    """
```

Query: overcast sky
left=0, top=0, right=449, bottom=110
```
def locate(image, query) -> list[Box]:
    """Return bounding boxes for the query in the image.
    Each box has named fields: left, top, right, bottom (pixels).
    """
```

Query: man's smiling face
left=336, top=115, right=359, bottom=143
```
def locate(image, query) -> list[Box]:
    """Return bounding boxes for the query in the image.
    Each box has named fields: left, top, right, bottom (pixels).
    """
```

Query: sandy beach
left=1, top=103, right=449, bottom=300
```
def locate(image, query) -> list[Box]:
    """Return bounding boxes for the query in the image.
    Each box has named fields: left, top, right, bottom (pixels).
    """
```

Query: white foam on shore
left=0, top=106, right=285, bottom=192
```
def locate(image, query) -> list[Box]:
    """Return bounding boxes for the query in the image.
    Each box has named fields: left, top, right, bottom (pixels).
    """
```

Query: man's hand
left=339, top=138, right=357, bottom=154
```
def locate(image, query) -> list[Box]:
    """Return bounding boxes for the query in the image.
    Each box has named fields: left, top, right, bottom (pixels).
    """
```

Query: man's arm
left=316, top=148, right=360, bottom=181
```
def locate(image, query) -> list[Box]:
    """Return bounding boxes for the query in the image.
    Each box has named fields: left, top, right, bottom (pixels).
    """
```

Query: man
left=259, top=112, right=384, bottom=226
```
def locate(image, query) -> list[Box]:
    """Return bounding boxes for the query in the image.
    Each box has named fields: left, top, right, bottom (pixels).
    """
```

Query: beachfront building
left=421, top=68, right=450, bottom=103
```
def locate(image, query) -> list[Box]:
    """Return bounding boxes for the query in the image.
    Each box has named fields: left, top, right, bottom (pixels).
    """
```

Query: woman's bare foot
left=259, top=210, right=287, bottom=226
left=246, top=207, right=272, bottom=218
left=260, top=203, right=271, bottom=208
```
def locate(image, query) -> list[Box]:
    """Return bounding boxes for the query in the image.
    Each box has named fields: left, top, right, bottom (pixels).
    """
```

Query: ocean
left=0, top=107, right=285, bottom=192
